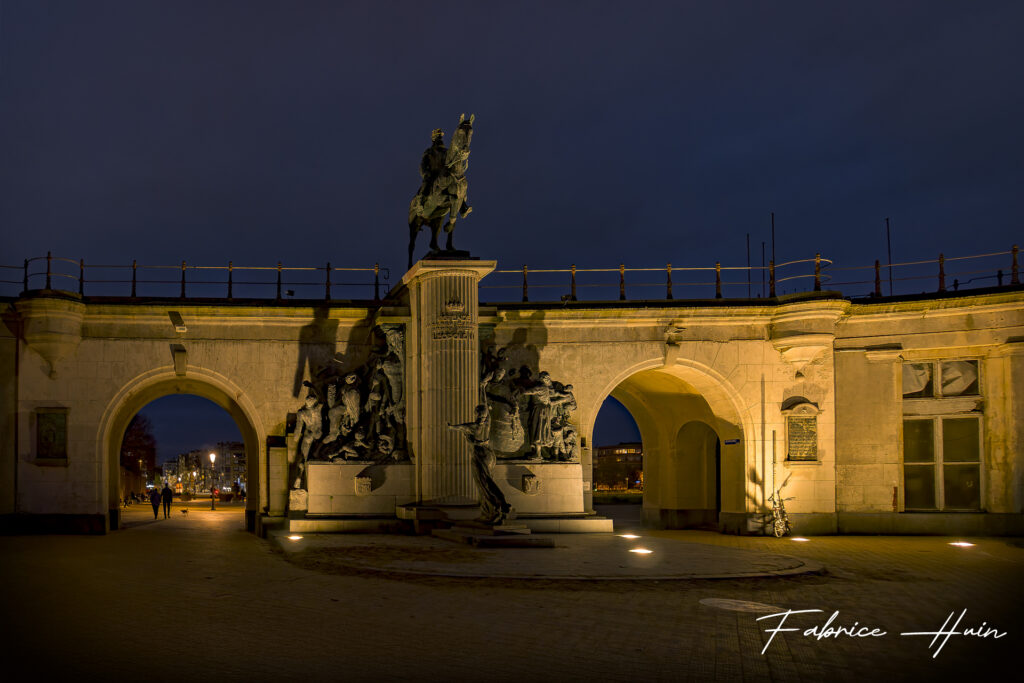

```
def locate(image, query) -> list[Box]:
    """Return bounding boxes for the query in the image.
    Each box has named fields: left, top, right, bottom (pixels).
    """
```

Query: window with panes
left=901, top=360, right=982, bottom=511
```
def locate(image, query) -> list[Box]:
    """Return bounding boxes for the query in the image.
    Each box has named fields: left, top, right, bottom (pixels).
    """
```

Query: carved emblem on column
left=430, top=296, right=473, bottom=340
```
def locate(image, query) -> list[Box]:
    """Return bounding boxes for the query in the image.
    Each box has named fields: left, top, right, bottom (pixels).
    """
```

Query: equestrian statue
left=408, top=114, right=474, bottom=269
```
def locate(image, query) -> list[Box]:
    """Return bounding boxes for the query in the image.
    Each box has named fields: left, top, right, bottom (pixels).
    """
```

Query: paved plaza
left=2, top=503, right=1020, bottom=682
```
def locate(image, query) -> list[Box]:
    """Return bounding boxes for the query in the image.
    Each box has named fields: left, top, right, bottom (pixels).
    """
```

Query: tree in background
left=120, top=414, right=157, bottom=484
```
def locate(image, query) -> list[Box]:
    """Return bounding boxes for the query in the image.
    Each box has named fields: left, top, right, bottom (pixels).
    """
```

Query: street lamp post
left=209, top=452, right=217, bottom=510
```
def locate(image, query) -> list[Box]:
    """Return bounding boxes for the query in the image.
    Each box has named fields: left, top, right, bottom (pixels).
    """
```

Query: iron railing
left=479, top=247, right=1019, bottom=303
left=481, top=255, right=831, bottom=302
left=826, top=248, right=1020, bottom=298
left=1, top=246, right=1018, bottom=303
left=0, top=255, right=388, bottom=301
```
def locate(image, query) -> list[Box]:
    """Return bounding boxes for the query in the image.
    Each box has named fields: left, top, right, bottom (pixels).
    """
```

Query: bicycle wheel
left=773, top=518, right=787, bottom=538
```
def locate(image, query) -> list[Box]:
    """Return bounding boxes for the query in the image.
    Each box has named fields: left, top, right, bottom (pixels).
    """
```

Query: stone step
left=432, top=527, right=555, bottom=548
left=452, top=520, right=532, bottom=535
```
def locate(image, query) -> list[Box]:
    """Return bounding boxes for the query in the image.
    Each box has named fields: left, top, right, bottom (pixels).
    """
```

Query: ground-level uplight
left=949, top=541, right=975, bottom=547
left=629, top=548, right=653, bottom=554
left=791, top=537, right=810, bottom=542
left=287, top=535, right=303, bottom=541
left=618, top=534, right=641, bottom=539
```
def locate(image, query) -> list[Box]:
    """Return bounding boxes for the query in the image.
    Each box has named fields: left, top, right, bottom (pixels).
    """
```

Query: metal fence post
left=769, top=260, right=776, bottom=297
left=46, top=251, right=52, bottom=289
left=374, top=263, right=380, bottom=301
left=814, top=253, right=821, bottom=292
left=325, top=262, right=331, bottom=300
left=715, top=262, right=722, bottom=299
left=619, top=264, right=626, bottom=301
left=874, top=260, right=881, bottom=297
left=1012, top=244, right=1020, bottom=285
left=938, top=254, right=946, bottom=292
left=131, top=260, right=137, bottom=298
left=180, top=261, right=187, bottom=299
left=227, top=261, right=233, bottom=300
left=522, top=265, right=528, bottom=302
left=666, top=263, right=673, bottom=300
left=570, top=264, right=577, bottom=301
left=79, top=259, right=85, bottom=295
left=22, top=259, right=28, bottom=293
left=276, top=262, right=282, bottom=300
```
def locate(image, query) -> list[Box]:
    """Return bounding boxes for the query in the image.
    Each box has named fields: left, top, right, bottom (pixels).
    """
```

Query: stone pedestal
left=400, top=259, right=496, bottom=505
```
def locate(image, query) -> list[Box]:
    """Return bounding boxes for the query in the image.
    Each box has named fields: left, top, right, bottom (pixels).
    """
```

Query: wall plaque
left=787, top=415, right=817, bottom=461
left=37, top=408, right=68, bottom=459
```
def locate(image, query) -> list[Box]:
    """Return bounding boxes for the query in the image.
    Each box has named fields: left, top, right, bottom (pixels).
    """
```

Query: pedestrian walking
left=148, top=488, right=160, bottom=519
left=160, top=482, right=173, bottom=518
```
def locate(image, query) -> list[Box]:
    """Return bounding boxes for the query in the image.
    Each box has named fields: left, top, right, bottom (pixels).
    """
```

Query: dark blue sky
left=2, top=1, right=1021, bottom=284
left=2, top=2, right=1021, bottom=453
left=140, top=394, right=242, bottom=464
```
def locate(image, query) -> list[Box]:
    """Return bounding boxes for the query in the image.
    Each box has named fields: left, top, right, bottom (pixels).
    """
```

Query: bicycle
left=767, top=490, right=793, bottom=537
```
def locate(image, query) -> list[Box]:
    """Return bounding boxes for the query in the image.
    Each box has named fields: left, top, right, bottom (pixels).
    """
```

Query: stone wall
left=834, top=292, right=1024, bottom=533
left=4, top=280, right=1022, bottom=535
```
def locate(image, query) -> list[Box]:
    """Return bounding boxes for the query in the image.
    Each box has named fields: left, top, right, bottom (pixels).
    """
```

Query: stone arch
left=96, top=366, right=266, bottom=530
left=585, top=356, right=754, bottom=530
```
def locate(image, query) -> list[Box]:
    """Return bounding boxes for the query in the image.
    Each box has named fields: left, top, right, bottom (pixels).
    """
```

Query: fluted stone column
left=402, top=259, right=495, bottom=505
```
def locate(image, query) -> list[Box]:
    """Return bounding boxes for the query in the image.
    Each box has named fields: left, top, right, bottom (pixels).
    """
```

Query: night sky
left=2, top=2, right=1020, bottom=456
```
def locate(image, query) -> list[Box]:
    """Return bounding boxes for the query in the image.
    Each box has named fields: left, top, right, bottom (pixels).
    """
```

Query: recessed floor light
left=629, top=548, right=653, bottom=554
left=618, top=534, right=641, bottom=539
left=287, top=535, right=303, bottom=541
left=791, top=537, right=810, bottom=542
left=949, top=541, right=974, bottom=547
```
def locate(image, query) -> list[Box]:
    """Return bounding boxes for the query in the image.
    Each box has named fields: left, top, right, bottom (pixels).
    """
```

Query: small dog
left=180, top=509, right=189, bottom=517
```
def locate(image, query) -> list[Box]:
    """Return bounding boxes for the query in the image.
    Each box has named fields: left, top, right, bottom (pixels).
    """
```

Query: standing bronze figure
left=448, top=404, right=512, bottom=525
left=408, top=114, right=474, bottom=268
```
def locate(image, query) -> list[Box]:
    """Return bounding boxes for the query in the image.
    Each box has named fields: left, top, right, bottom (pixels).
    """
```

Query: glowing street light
left=209, top=452, right=217, bottom=510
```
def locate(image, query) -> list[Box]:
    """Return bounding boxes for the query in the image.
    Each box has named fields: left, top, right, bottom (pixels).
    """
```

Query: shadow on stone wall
left=291, top=312, right=381, bottom=398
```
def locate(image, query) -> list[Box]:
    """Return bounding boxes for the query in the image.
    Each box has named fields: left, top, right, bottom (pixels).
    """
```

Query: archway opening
left=593, top=365, right=746, bottom=531
left=103, top=374, right=263, bottom=532
left=117, top=395, right=247, bottom=525
left=592, top=396, right=644, bottom=528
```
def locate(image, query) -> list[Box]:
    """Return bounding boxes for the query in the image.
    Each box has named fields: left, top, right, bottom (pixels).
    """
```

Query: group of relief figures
left=448, top=348, right=579, bottom=525
left=290, top=325, right=406, bottom=490
left=478, top=346, right=579, bottom=462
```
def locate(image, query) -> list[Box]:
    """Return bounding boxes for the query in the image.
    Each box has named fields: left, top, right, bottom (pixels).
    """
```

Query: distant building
left=216, top=441, right=246, bottom=493
left=593, top=442, right=643, bottom=490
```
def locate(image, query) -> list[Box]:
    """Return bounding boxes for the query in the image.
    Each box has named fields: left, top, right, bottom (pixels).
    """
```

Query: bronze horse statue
left=408, top=114, right=474, bottom=269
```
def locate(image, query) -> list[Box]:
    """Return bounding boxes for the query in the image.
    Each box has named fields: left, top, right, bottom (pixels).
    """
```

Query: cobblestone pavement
left=2, top=502, right=1021, bottom=683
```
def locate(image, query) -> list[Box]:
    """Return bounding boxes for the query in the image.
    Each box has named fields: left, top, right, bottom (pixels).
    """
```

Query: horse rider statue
left=408, top=114, right=474, bottom=269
